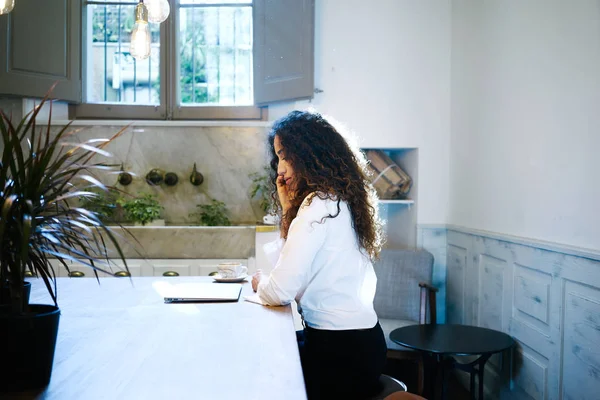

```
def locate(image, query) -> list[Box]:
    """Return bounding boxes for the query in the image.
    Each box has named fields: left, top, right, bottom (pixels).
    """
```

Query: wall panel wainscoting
left=446, top=226, right=600, bottom=400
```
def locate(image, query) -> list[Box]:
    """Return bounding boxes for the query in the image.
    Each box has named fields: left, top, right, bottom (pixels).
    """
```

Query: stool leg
left=428, top=354, right=437, bottom=400
left=470, top=370, right=476, bottom=400
left=417, top=357, right=424, bottom=396
left=440, top=356, right=447, bottom=400
left=478, top=359, right=485, bottom=400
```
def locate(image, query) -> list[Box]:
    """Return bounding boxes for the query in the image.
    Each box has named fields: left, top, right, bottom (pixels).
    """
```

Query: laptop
left=163, top=282, right=243, bottom=303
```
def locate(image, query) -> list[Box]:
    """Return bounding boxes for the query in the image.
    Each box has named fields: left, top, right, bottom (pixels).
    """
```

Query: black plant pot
left=0, top=304, right=61, bottom=391
left=0, top=281, right=32, bottom=306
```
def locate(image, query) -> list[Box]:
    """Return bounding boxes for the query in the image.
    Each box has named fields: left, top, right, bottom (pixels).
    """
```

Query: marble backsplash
left=106, top=226, right=256, bottom=259
left=62, top=124, right=271, bottom=224
left=0, top=97, right=23, bottom=122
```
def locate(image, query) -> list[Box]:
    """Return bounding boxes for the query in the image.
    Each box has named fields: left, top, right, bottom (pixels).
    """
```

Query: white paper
left=243, top=293, right=268, bottom=305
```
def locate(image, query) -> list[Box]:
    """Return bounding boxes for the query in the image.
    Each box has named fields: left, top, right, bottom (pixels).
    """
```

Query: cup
left=217, top=262, right=248, bottom=279
left=262, top=214, right=280, bottom=225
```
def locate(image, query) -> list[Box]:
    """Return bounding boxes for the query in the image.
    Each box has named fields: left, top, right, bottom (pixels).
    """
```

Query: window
left=85, top=1, right=161, bottom=106
left=179, top=0, right=253, bottom=106
left=76, top=0, right=261, bottom=120
left=0, top=0, right=315, bottom=118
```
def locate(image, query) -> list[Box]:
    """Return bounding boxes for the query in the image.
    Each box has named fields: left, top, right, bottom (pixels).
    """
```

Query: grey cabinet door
left=253, top=0, right=314, bottom=106
left=0, top=0, right=81, bottom=102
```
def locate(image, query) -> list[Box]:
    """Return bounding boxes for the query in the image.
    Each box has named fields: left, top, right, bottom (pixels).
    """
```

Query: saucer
left=213, top=273, right=248, bottom=283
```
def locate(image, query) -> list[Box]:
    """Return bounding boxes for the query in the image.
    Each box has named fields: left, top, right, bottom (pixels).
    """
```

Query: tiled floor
left=384, top=359, right=471, bottom=400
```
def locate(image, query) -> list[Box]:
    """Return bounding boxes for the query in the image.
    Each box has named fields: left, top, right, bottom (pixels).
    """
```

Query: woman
left=251, top=111, right=387, bottom=399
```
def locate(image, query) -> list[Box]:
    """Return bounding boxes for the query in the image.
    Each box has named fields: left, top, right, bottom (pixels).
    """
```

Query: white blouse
left=257, top=194, right=379, bottom=330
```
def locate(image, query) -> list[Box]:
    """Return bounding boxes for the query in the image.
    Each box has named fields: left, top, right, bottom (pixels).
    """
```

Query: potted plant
left=189, top=199, right=231, bottom=226
left=78, top=187, right=121, bottom=223
left=0, top=93, right=131, bottom=391
left=118, top=192, right=164, bottom=226
left=249, top=167, right=278, bottom=225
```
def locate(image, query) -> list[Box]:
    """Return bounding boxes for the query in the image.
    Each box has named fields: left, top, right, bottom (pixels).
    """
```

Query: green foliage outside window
left=92, top=6, right=160, bottom=43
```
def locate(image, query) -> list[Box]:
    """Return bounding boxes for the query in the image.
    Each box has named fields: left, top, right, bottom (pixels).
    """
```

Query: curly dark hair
left=268, top=110, right=384, bottom=260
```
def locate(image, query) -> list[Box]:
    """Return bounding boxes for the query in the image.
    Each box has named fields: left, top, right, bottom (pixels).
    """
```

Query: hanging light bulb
left=0, top=0, right=15, bottom=15
left=145, top=0, right=170, bottom=24
left=130, top=1, right=151, bottom=60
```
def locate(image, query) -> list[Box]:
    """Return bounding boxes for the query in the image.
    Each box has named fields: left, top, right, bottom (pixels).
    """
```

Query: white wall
left=270, top=0, right=451, bottom=225
left=450, top=0, right=600, bottom=251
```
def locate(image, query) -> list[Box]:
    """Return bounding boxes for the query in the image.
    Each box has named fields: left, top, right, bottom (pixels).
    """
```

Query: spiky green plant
left=0, top=91, right=131, bottom=315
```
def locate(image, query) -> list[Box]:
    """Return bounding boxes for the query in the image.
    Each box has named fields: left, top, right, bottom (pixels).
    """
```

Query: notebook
left=163, top=283, right=242, bottom=303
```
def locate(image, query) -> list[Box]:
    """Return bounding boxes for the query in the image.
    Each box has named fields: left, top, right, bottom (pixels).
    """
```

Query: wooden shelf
left=379, top=199, right=415, bottom=205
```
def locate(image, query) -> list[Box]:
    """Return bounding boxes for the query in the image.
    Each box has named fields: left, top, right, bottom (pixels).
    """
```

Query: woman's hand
left=276, top=175, right=291, bottom=215
left=252, top=269, right=263, bottom=292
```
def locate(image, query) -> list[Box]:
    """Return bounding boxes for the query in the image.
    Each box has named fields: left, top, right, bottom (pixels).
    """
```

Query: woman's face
left=274, top=135, right=296, bottom=190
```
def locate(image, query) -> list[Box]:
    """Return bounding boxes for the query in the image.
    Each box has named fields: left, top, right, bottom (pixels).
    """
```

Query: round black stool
left=369, top=374, right=408, bottom=400
left=390, top=324, right=515, bottom=400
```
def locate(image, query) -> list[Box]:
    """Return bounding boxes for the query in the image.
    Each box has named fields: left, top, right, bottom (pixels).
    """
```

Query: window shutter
left=0, top=0, right=81, bottom=103
left=253, top=0, right=314, bottom=106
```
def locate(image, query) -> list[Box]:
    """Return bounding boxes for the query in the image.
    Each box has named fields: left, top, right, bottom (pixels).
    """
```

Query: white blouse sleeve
left=257, top=197, right=328, bottom=306
left=262, top=237, right=285, bottom=268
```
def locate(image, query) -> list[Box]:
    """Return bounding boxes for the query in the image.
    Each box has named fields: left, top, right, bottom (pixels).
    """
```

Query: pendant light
left=145, top=0, right=170, bottom=24
left=130, top=0, right=151, bottom=60
left=0, top=0, right=15, bottom=15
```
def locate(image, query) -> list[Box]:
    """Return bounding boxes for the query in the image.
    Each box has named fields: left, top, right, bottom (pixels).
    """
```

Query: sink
left=104, top=225, right=256, bottom=259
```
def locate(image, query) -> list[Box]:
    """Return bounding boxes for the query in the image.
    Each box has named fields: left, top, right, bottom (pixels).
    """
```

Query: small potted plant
left=249, top=167, right=278, bottom=225
left=0, top=92, right=131, bottom=391
left=78, top=187, right=121, bottom=223
left=118, top=193, right=164, bottom=226
left=189, top=199, right=231, bottom=226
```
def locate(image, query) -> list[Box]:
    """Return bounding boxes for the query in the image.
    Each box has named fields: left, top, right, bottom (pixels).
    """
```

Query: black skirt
left=296, top=321, right=387, bottom=400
